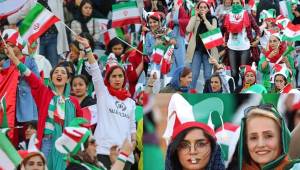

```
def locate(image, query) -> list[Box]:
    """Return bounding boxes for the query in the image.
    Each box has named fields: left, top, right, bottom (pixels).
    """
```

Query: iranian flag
left=200, top=28, right=224, bottom=49
left=111, top=1, right=141, bottom=27
left=282, top=22, right=300, bottom=42
left=81, top=105, right=98, bottom=126
left=152, top=45, right=165, bottom=64
left=0, top=0, right=28, bottom=19
left=161, top=45, right=174, bottom=75
left=19, top=2, right=60, bottom=44
left=0, top=94, right=8, bottom=128
left=103, top=28, right=124, bottom=46
left=279, top=0, right=294, bottom=21
left=0, top=132, right=22, bottom=170
left=216, top=123, right=240, bottom=168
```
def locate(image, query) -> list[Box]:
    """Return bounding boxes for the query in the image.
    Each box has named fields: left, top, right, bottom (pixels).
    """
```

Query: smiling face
left=109, top=67, right=125, bottom=90
left=244, top=72, right=256, bottom=85
left=177, top=128, right=211, bottom=170
left=180, top=72, right=192, bottom=87
left=210, top=76, right=222, bottom=92
left=148, top=18, right=160, bottom=32
left=51, top=66, right=69, bottom=88
left=246, top=116, right=281, bottom=167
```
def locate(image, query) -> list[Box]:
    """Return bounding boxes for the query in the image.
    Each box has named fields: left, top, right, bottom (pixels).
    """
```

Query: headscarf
left=104, top=65, right=131, bottom=100
left=168, top=66, right=190, bottom=93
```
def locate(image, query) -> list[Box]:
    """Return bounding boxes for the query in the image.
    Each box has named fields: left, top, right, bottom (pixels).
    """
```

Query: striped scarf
left=45, top=82, right=76, bottom=170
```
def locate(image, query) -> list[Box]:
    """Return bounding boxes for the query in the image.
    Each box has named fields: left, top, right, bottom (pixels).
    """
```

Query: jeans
left=191, top=50, right=213, bottom=89
left=39, top=33, right=59, bottom=67
left=41, top=136, right=52, bottom=160
left=228, top=49, right=250, bottom=86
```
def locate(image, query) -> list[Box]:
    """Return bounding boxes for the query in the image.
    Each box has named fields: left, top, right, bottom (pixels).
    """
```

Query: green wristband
left=17, top=63, right=28, bottom=74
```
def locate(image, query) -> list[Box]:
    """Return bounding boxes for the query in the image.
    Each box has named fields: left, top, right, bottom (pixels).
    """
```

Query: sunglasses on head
left=89, top=138, right=96, bottom=144
left=243, top=103, right=278, bottom=117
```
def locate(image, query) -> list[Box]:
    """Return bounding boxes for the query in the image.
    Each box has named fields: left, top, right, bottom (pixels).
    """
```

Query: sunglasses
left=243, top=103, right=278, bottom=117
left=89, top=138, right=96, bottom=145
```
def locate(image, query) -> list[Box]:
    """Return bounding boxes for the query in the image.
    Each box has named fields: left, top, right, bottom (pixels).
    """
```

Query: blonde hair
left=246, top=108, right=281, bottom=128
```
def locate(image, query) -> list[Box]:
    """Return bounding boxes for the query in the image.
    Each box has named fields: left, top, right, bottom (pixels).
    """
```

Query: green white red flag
left=111, top=1, right=141, bottom=27
left=282, top=22, right=300, bottom=42
left=0, top=131, right=22, bottom=170
left=19, top=2, right=60, bottom=44
left=200, top=28, right=224, bottom=49
left=103, top=28, right=124, bottom=46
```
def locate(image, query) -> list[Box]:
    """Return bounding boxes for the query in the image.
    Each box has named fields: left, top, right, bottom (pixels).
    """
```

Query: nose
left=189, top=144, right=198, bottom=154
left=257, top=137, right=266, bottom=148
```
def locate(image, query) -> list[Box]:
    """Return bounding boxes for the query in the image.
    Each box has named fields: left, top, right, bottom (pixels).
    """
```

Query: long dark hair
left=165, top=127, right=215, bottom=170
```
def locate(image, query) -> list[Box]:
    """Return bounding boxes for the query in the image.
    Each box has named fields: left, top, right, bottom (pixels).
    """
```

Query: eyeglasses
left=178, top=140, right=210, bottom=154
left=244, top=104, right=278, bottom=117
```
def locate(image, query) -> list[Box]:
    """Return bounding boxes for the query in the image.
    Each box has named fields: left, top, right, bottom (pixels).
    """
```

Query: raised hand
left=75, top=36, right=90, bottom=48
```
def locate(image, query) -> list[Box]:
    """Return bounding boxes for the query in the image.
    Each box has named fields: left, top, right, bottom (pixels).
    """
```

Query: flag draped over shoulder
left=0, top=0, right=28, bottom=19
left=0, top=66, right=19, bottom=140
left=19, top=2, right=60, bottom=44
left=111, top=1, right=141, bottom=27
left=0, top=132, right=22, bottom=170
left=200, top=28, right=224, bottom=49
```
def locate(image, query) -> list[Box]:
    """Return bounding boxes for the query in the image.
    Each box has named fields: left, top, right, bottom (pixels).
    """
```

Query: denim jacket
left=3, top=56, right=40, bottom=122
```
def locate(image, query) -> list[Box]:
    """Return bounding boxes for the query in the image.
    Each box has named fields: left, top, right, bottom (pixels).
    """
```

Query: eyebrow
left=182, top=139, right=207, bottom=142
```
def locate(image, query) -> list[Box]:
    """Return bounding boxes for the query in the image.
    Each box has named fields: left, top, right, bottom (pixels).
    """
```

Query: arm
left=203, top=17, right=217, bottom=31
left=111, top=139, right=132, bottom=170
left=258, top=55, right=269, bottom=73
left=130, top=104, right=137, bottom=148
left=186, top=16, right=197, bottom=33
left=75, top=36, right=105, bottom=100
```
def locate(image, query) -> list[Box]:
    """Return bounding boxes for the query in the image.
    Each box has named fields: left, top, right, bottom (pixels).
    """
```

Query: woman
left=186, top=1, right=217, bottom=89
left=166, top=1, right=190, bottom=76
left=71, top=0, right=103, bottom=49
left=235, top=65, right=256, bottom=93
left=17, top=151, right=47, bottom=170
left=71, top=75, right=96, bottom=108
left=238, top=104, right=300, bottom=169
left=76, top=36, right=137, bottom=170
left=159, top=66, right=192, bottom=93
left=5, top=43, right=83, bottom=169
left=215, top=0, right=232, bottom=26
left=203, top=74, right=223, bottom=93
left=223, top=0, right=261, bottom=86
left=55, top=124, right=132, bottom=170
left=165, top=125, right=225, bottom=170
left=258, top=34, right=295, bottom=91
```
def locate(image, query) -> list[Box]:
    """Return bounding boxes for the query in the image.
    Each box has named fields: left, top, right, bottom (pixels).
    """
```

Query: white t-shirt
left=87, top=63, right=136, bottom=163
left=227, top=28, right=250, bottom=51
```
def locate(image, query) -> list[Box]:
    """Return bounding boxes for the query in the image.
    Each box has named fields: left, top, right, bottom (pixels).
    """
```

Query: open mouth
left=56, top=77, right=62, bottom=82
left=188, top=158, right=200, bottom=164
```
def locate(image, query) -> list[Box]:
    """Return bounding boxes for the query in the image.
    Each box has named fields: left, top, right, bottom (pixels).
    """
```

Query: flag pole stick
left=60, top=21, right=78, bottom=36
left=0, top=32, right=8, bottom=48
left=116, top=36, right=144, bottom=55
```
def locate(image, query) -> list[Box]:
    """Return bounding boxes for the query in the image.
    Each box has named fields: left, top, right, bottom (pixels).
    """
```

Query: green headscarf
left=237, top=104, right=300, bottom=170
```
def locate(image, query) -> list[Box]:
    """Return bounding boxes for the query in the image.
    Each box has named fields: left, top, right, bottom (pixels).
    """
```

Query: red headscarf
left=104, top=65, right=131, bottom=100
left=263, top=41, right=286, bottom=63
